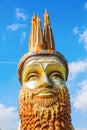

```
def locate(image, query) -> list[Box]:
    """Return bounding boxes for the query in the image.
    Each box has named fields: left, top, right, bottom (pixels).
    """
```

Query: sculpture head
left=18, top=10, right=74, bottom=130
left=21, top=56, right=67, bottom=106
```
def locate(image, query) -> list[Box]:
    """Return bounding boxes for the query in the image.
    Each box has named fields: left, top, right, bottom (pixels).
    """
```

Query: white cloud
left=84, top=2, right=87, bottom=9
left=79, top=29, right=87, bottom=50
left=76, top=128, right=87, bottom=130
left=16, top=8, right=27, bottom=21
left=20, top=31, right=26, bottom=44
left=0, top=103, right=19, bottom=130
left=6, top=8, right=27, bottom=32
left=7, top=23, right=26, bottom=31
left=73, top=80, right=87, bottom=111
left=69, top=58, right=87, bottom=80
left=73, top=26, right=79, bottom=35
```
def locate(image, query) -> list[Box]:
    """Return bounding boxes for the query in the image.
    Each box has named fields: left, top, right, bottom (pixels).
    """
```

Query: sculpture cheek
left=52, top=80, right=65, bottom=88
left=23, top=81, right=38, bottom=89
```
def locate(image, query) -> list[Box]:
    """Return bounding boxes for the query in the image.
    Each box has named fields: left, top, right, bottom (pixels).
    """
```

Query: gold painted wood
left=18, top=10, right=74, bottom=130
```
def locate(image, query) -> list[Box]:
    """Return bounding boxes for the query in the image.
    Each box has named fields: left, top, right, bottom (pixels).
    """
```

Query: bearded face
left=18, top=57, right=74, bottom=130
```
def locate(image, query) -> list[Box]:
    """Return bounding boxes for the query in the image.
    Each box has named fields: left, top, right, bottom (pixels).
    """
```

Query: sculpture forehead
left=22, top=57, right=67, bottom=81
left=23, top=57, right=65, bottom=69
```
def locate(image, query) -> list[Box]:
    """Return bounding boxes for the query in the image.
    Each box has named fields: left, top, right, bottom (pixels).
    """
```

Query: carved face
left=21, top=57, right=67, bottom=108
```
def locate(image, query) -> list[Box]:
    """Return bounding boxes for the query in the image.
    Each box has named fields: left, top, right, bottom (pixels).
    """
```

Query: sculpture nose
left=41, top=73, right=52, bottom=87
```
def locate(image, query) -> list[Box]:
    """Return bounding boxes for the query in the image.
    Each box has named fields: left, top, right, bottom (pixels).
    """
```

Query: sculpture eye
left=50, top=72, right=63, bottom=81
left=26, top=73, right=39, bottom=81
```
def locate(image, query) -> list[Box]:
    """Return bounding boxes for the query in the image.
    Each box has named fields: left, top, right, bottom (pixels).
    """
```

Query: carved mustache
left=32, top=87, right=58, bottom=95
left=33, top=84, right=67, bottom=95
left=22, top=84, right=58, bottom=95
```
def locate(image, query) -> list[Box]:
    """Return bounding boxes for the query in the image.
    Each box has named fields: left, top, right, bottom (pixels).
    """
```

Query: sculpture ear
left=17, top=121, right=21, bottom=130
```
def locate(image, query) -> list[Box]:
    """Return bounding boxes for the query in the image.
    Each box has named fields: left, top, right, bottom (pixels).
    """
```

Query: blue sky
left=0, top=0, right=87, bottom=130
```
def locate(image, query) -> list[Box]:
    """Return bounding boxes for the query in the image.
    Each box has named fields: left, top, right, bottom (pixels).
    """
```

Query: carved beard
left=18, top=85, right=73, bottom=130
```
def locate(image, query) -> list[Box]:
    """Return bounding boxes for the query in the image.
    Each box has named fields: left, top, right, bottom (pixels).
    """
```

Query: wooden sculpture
left=18, top=10, right=74, bottom=130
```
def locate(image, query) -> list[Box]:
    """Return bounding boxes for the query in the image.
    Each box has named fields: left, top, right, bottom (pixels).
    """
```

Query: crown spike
left=29, top=14, right=37, bottom=52
left=29, top=15, right=43, bottom=52
left=44, top=9, right=50, bottom=26
left=36, top=16, right=43, bottom=52
left=43, top=10, right=55, bottom=50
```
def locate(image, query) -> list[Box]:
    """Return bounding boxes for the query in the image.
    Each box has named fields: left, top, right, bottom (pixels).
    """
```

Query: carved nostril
left=41, top=81, right=52, bottom=88
left=42, top=82, right=51, bottom=87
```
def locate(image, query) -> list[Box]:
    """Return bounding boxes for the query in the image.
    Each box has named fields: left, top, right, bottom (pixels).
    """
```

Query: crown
left=29, top=9, right=55, bottom=52
left=18, top=10, right=68, bottom=83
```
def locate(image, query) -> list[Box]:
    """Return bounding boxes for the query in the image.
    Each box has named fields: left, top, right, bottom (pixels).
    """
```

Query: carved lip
left=37, top=89, right=55, bottom=97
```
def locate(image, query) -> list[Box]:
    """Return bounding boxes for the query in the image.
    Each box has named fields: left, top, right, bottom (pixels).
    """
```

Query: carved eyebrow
left=23, top=63, right=43, bottom=73
left=45, top=64, right=60, bottom=71
left=45, top=64, right=66, bottom=80
left=22, top=64, right=44, bottom=83
left=24, top=64, right=44, bottom=72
